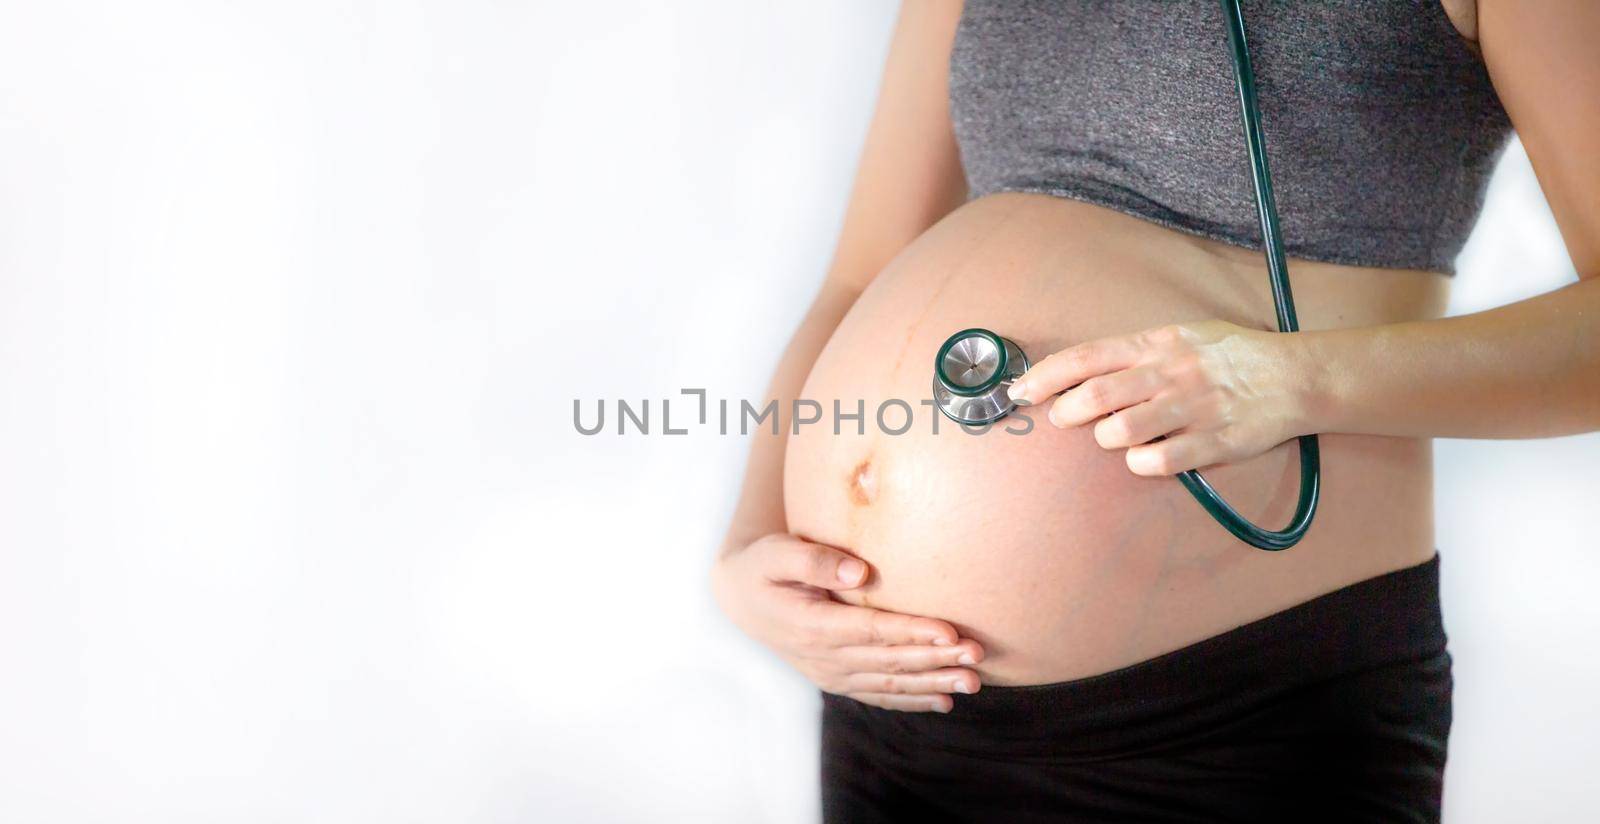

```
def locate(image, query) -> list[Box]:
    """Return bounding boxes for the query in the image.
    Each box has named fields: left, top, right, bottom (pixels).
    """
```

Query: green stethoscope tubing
left=1180, top=0, right=1320, bottom=550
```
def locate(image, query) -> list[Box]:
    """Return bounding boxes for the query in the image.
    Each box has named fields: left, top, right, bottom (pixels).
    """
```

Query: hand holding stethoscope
left=1005, top=319, right=1313, bottom=481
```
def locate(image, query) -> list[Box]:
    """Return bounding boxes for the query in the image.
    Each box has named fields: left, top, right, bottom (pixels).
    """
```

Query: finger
left=833, top=640, right=984, bottom=673
left=1008, top=334, right=1144, bottom=405
left=846, top=692, right=954, bottom=714
left=1046, top=365, right=1163, bottom=428
left=761, top=537, right=869, bottom=590
left=1125, top=430, right=1219, bottom=476
left=843, top=667, right=981, bottom=696
left=1093, top=396, right=1190, bottom=449
left=809, top=601, right=960, bottom=647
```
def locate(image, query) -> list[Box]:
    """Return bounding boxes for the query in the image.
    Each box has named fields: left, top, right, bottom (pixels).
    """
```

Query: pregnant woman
left=711, top=1, right=1599, bottom=820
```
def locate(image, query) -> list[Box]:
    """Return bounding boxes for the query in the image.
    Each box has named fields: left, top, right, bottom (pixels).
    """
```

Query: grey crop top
left=949, top=1, right=1515, bottom=273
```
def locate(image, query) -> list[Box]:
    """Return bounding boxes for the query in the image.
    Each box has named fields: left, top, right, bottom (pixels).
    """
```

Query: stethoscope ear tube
left=1182, top=0, right=1320, bottom=550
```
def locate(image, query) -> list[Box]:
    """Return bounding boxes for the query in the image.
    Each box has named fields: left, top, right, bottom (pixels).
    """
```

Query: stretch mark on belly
left=888, top=199, right=1028, bottom=376
left=847, top=458, right=877, bottom=507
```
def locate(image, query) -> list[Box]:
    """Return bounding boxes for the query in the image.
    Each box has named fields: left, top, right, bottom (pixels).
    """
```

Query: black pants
left=821, top=554, right=1451, bottom=823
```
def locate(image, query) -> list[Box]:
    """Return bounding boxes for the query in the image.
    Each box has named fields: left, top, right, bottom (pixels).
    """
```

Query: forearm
left=719, top=278, right=862, bottom=556
left=1300, top=275, right=1600, bottom=439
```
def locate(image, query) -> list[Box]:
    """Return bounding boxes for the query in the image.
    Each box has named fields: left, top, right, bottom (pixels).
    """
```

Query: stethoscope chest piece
left=932, top=328, right=1030, bottom=426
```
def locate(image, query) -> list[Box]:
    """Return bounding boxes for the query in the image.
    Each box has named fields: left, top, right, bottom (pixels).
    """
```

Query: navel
left=847, top=457, right=878, bottom=507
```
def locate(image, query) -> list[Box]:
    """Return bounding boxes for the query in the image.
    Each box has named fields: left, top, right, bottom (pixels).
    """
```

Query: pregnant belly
left=783, top=193, right=1440, bottom=685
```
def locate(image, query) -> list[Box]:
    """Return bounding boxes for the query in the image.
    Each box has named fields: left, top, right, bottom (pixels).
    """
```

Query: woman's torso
left=784, top=2, right=1508, bottom=685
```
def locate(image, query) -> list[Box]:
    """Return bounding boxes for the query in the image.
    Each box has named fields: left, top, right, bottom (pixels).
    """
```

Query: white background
left=0, top=2, right=1594, bottom=822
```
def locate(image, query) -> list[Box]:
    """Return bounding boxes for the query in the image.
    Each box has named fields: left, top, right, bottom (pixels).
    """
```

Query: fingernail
left=934, top=702, right=952, bottom=714
left=837, top=558, right=865, bottom=584
left=931, top=636, right=952, bottom=646
left=951, top=680, right=972, bottom=694
left=1006, top=381, right=1028, bottom=401
left=957, top=652, right=976, bottom=665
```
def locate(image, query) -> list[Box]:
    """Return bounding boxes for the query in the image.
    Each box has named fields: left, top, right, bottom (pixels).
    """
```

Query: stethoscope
left=932, top=0, right=1320, bottom=551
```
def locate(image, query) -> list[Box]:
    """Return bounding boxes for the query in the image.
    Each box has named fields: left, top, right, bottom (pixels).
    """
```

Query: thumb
left=765, top=536, right=869, bottom=590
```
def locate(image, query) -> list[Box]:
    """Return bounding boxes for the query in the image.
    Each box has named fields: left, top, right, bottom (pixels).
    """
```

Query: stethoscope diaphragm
left=931, top=328, right=1030, bottom=426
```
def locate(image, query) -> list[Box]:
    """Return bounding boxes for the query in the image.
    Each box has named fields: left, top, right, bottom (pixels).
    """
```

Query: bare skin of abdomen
left=784, top=192, right=1445, bottom=686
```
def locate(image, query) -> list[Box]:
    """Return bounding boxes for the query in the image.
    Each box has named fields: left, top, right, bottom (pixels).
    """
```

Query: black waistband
left=824, top=553, right=1446, bottom=760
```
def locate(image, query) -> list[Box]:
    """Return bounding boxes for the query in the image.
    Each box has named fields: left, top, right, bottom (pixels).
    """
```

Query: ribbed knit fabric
left=949, top=1, right=1513, bottom=273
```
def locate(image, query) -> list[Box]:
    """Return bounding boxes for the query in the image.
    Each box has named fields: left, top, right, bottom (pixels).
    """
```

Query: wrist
left=720, top=526, right=773, bottom=560
left=709, top=543, right=751, bottom=628
left=1287, top=329, right=1338, bottom=435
